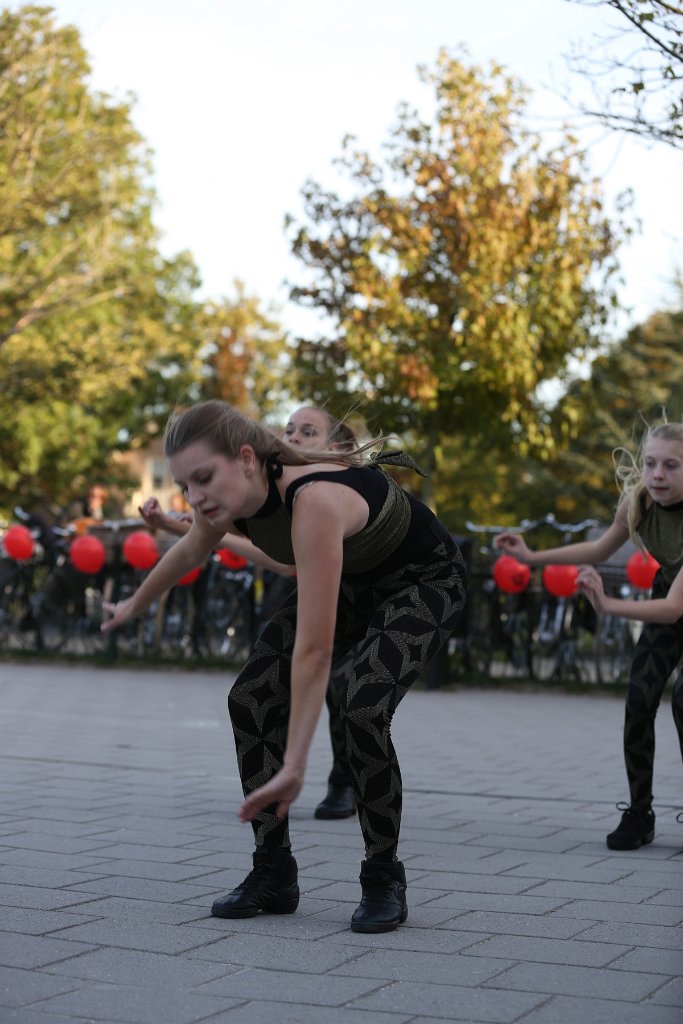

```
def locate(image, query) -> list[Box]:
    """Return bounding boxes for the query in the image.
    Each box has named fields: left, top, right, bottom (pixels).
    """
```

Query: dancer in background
left=497, top=422, right=683, bottom=851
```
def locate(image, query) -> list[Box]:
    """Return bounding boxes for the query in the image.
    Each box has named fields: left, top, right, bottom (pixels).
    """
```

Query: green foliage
left=567, top=1, right=683, bottom=147
left=288, top=51, right=627, bottom=509
left=0, top=6, right=207, bottom=514
left=193, top=281, right=293, bottom=418
left=546, top=303, right=683, bottom=518
left=449, top=301, right=683, bottom=531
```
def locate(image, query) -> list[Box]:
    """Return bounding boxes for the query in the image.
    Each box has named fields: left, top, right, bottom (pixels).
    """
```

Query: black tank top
left=235, top=462, right=449, bottom=577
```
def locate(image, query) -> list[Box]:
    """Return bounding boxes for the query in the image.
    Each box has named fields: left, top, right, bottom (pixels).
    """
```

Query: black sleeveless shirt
left=234, top=460, right=450, bottom=578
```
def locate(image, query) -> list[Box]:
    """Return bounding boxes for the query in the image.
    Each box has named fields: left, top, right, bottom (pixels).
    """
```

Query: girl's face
left=169, top=440, right=262, bottom=526
left=283, top=407, right=332, bottom=449
left=643, top=438, right=683, bottom=506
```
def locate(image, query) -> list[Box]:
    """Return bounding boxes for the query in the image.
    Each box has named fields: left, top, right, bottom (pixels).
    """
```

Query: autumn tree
left=0, top=5, right=206, bottom=513
left=194, top=281, right=293, bottom=419
left=287, top=51, right=627, bottom=508
left=566, top=0, right=683, bottom=147
left=545, top=302, right=683, bottom=519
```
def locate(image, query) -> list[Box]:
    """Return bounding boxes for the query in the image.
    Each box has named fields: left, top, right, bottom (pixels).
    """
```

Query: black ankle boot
left=211, top=847, right=299, bottom=919
left=606, top=804, right=655, bottom=850
left=314, top=782, right=356, bottom=819
left=350, top=859, right=408, bottom=933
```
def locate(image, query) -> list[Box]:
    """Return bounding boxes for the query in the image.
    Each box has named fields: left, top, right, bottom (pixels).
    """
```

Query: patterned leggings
left=228, top=536, right=467, bottom=860
left=625, top=573, right=683, bottom=808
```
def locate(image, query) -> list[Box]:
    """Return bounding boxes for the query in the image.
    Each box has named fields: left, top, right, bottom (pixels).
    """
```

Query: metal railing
left=0, top=510, right=647, bottom=683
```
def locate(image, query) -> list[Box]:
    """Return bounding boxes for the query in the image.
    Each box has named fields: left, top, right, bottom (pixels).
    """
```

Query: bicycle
left=0, top=508, right=54, bottom=651
left=33, top=522, right=112, bottom=655
left=198, top=553, right=255, bottom=662
left=583, top=528, right=645, bottom=685
left=528, top=515, right=602, bottom=684
left=93, top=518, right=161, bottom=659
left=465, top=517, right=550, bottom=679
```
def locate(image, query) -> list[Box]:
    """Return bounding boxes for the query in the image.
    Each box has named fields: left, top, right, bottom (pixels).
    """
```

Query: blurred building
left=115, top=437, right=186, bottom=516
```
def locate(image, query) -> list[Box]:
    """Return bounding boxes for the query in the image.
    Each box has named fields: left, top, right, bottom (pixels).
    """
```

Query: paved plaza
left=0, top=660, right=682, bottom=1023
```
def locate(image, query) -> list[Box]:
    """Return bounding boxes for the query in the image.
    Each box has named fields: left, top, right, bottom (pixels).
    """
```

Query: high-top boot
left=314, top=782, right=357, bottom=819
left=211, top=847, right=299, bottom=919
left=350, top=859, right=408, bottom=933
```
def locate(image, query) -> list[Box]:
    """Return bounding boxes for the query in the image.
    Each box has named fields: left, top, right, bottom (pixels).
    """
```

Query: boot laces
left=615, top=802, right=650, bottom=822
left=237, top=857, right=272, bottom=894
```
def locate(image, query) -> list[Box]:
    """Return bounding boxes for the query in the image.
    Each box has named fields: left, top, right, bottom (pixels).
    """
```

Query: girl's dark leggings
left=227, top=538, right=467, bottom=860
left=625, top=572, right=683, bottom=808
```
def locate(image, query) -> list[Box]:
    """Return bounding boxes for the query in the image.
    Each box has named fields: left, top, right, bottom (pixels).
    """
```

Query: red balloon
left=3, top=524, right=35, bottom=561
left=123, top=530, right=159, bottom=570
left=492, top=555, right=531, bottom=594
left=70, top=535, right=107, bottom=574
left=176, top=566, right=201, bottom=586
left=542, top=564, right=579, bottom=598
left=626, top=551, right=659, bottom=590
left=216, top=547, right=249, bottom=570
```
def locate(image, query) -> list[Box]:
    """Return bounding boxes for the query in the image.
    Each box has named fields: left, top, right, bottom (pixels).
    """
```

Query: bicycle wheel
left=594, top=614, right=637, bottom=685
left=464, top=582, right=495, bottom=675
left=35, top=574, right=70, bottom=652
left=70, top=585, right=107, bottom=655
left=530, top=597, right=561, bottom=681
left=466, top=585, right=532, bottom=679
left=500, top=605, right=533, bottom=678
left=202, top=579, right=253, bottom=661
left=159, top=587, right=195, bottom=658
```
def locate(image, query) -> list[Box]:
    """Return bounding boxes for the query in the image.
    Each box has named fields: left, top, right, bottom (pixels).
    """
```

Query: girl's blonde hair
left=164, top=400, right=382, bottom=468
left=614, top=421, right=683, bottom=548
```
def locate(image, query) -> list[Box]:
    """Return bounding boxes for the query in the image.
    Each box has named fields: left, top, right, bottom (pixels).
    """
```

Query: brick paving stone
left=186, top=933, right=363, bottom=973
left=459, top=934, right=634, bottom=966
left=612, top=947, right=683, bottom=975
left=649, top=977, right=683, bottom=1006
left=195, top=966, right=389, bottom=1006
left=519, top=994, right=683, bottom=1023
left=44, top=947, right=236, bottom=987
left=25, top=982, right=242, bottom=1024
left=436, top=909, right=592, bottom=939
left=347, top=979, right=546, bottom=1020
left=330, top=948, right=515, bottom=986
left=1, top=663, right=681, bottom=1024
left=549, top=898, right=683, bottom=926
left=483, top=961, right=664, bottom=1000
left=0, top=965, right=82, bottom=1009
left=578, top=921, right=683, bottom=950
left=194, top=1003, right=415, bottom=1024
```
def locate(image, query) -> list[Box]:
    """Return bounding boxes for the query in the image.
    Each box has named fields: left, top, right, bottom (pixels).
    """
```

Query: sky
left=25, top=0, right=683, bottom=340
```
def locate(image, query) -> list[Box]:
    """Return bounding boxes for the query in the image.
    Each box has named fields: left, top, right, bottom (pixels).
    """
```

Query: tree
left=0, top=6, right=207, bottom=513
left=567, top=1, right=683, bottom=147
left=194, top=281, right=293, bottom=419
left=287, top=51, right=627, bottom=507
left=546, top=302, right=683, bottom=519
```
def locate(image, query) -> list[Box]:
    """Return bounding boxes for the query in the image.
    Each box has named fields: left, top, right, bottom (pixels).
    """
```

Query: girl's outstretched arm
left=579, top=564, right=683, bottom=624
left=140, top=496, right=296, bottom=576
left=496, top=506, right=630, bottom=567
left=102, top=515, right=222, bottom=632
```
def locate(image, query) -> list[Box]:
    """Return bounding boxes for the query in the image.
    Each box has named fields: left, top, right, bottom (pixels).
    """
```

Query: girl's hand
left=239, top=766, right=304, bottom=822
left=101, top=596, right=137, bottom=633
left=495, top=532, right=532, bottom=562
left=578, top=565, right=607, bottom=613
left=139, top=497, right=165, bottom=530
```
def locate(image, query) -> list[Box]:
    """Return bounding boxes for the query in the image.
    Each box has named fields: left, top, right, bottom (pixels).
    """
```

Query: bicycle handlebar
left=465, top=514, right=556, bottom=535
left=543, top=514, right=601, bottom=534
left=466, top=514, right=601, bottom=537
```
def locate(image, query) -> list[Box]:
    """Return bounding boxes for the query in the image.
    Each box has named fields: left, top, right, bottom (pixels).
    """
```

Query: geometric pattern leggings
left=228, top=536, right=468, bottom=860
left=625, top=572, right=683, bottom=809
